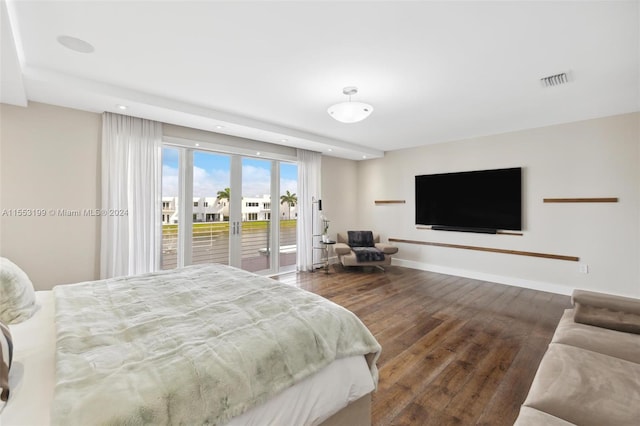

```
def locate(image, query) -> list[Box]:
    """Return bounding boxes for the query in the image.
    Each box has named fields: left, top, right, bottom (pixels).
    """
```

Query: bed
left=1, top=263, right=380, bottom=425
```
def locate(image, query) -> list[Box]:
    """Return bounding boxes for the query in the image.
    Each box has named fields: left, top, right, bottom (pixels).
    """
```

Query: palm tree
left=216, top=187, right=231, bottom=221
left=216, top=187, right=230, bottom=203
left=280, top=190, right=297, bottom=220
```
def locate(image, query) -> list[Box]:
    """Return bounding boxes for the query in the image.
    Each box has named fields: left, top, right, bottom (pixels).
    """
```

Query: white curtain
left=101, top=112, right=162, bottom=279
left=296, top=149, right=322, bottom=271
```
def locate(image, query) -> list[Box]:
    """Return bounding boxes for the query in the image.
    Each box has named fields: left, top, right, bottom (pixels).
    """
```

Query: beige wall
left=0, top=102, right=101, bottom=290
left=3, top=101, right=638, bottom=297
left=320, top=155, right=358, bottom=241
left=351, top=112, right=640, bottom=297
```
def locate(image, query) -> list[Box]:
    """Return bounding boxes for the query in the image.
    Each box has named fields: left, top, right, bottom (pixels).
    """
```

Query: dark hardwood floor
left=274, top=265, right=571, bottom=426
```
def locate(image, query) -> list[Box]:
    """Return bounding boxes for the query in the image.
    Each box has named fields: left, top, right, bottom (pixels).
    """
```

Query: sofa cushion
left=572, top=290, right=640, bottom=334
left=522, top=343, right=640, bottom=426
left=514, top=406, right=576, bottom=426
left=552, top=309, right=640, bottom=364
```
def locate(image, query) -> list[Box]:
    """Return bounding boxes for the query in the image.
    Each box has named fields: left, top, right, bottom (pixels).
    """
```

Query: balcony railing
left=161, top=220, right=297, bottom=272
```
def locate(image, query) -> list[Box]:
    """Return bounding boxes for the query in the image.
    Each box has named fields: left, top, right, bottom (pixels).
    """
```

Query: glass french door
left=191, top=151, right=231, bottom=267
left=279, top=162, right=298, bottom=269
left=161, top=146, right=297, bottom=274
left=239, top=157, right=271, bottom=272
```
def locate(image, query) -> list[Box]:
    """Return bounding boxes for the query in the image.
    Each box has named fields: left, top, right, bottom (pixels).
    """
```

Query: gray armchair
left=333, top=231, right=398, bottom=270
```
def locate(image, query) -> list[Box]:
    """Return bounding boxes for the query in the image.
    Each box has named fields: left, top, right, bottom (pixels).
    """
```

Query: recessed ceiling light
left=362, top=155, right=367, bottom=159
left=116, top=104, right=128, bottom=110
left=256, top=152, right=261, bottom=156
left=57, top=35, right=94, bottom=53
left=215, top=125, right=224, bottom=130
left=195, top=143, right=200, bottom=147
left=328, top=148, right=333, bottom=152
left=280, top=139, right=288, bottom=143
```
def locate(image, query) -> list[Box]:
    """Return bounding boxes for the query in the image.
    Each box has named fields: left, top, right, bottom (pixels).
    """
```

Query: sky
left=162, top=147, right=297, bottom=199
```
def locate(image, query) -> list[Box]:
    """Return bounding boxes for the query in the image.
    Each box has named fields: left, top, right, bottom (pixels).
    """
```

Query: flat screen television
left=415, top=167, right=522, bottom=233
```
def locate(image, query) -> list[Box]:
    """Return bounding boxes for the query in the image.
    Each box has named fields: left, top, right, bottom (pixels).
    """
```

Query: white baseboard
left=391, top=257, right=573, bottom=296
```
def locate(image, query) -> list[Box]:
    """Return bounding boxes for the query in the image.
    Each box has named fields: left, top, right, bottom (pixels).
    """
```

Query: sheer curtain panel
left=296, top=149, right=321, bottom=271
left=101, top=112, right=162, bottom=278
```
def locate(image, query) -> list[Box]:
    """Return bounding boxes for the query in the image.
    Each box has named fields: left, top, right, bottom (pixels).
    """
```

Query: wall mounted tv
left=415, top=167, right=522, bottom=234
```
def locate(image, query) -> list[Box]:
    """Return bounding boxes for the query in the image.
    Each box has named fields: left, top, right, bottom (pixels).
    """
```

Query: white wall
left=352, top=112, right=640, bottom=297
left=0, top=102, right=102, bottom=290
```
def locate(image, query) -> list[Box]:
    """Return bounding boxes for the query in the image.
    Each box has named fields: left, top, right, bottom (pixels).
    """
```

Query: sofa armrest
left=334, top=242, right=352, bottom=256
left=375, top=243, right=398, bottom=255
left=572, top=289, right=640, bottom=334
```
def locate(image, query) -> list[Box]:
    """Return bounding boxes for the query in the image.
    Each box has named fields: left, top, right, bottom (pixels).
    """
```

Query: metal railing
left=161, top=220, right=296, bottom=271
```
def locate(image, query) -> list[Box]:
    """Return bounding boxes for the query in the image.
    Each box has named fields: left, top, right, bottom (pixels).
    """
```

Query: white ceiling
left=2, top=0, right=639, bottom=160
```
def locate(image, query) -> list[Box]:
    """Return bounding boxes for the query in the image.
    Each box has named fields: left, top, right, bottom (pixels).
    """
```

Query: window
left=161, top=145, right=298, bottom=274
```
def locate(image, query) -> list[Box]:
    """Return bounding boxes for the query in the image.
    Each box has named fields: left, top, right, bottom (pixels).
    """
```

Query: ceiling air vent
left=540, top=72, right=569, bottom=88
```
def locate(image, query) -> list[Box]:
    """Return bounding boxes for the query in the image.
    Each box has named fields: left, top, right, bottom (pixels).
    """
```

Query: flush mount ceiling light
left=57, top=35, right=94, bottom=53
left=327, top=87, right=373, bottom=123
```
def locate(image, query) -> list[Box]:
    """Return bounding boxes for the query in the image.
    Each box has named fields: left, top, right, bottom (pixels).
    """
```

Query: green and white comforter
left=51, top=264, right=380, bottom=425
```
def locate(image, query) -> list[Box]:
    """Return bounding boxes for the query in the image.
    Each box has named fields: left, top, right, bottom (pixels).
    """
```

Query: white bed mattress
left=2, top=291, right=374, bottom=426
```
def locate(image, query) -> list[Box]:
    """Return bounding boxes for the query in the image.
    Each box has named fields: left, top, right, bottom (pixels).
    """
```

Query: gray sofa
left=334, top=232, right=398, bottom=269
left=515, top=289, right=640, bottom=425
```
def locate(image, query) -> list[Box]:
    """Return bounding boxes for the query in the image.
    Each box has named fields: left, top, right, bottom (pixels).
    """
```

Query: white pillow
left=0, top=258, right=37, bottom=324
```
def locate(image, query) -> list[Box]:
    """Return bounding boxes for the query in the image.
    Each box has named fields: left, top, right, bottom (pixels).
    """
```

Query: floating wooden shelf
left=389, top=238, right=579, bottom=262
left=374, top=200, right=406, bottom=204
left=543, top=197, right=618, bottom=203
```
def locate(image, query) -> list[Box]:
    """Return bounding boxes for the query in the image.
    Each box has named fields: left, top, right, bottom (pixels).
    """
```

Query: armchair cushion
left=337, top=233, right=380, bottom=245
left=335, top=232, right=397, bottom=268
left=347, top=231, right=375, bottom=248
left=375, top=243, right=398, bottom=255
left=351, top=247, right=386, bottom=262
left=334, top=243, right=352, bottom=256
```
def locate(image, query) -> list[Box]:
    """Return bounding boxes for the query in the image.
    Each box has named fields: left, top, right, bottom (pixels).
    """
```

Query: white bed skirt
left=3, top=291, right=374, bottom=426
